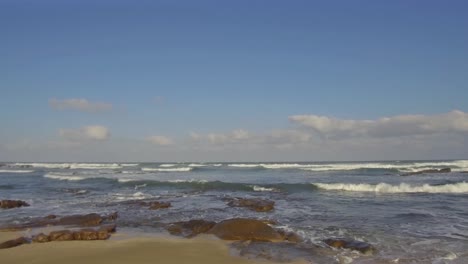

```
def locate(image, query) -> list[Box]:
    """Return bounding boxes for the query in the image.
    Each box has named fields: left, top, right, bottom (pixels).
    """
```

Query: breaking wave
left=44, top=173, right=86, bottom=181
left=313, top=182, right=468, bottom=193
left=12, top=162, right=134, bottom=169
left=141, top=167, right=192, bottom=172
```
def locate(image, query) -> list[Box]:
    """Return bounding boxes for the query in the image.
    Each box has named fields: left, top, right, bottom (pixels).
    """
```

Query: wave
left=188, top=163, right=208, bottom=167
left=44, top=173, right=86, bottom=181
left=159, top=164, right=176, bottom=167
left=12, top=162, right=125, bottom=169
left=313, top=182, right=468, bottom=194
left=251, top=185, right=279, bottom=192
left=141, top=167, right=192, bottom=172
left=0, top=169, right=34, bottom=173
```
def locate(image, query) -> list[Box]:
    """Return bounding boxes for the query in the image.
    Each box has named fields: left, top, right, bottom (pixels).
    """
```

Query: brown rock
left=166, top=219, right=216, bottom=238
left=208, top=218, right=283, bottom=242
left=0, top=200, right=29, bottom=209
left=0, top=237, right=29, bottom=249
left=57, top=213, right=103, bottom=226
left=32, top=233, right=50, bottom=243
left=49, top=230, right=74, bottom=241
left=99, top=224, right=117, bottom=233
left=402, top=168, right=451, bottom=176
left=73, top=229, right=99, bottom=240
left=148, top=201, right=171, bottom=210
left=226, top=198, right=275, bottom=212
left=324, top=238, right=375, bottom=255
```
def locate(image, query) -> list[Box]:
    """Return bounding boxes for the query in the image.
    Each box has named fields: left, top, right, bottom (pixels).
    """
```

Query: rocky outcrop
left=0, top=200, right=29, bottom=209
left=166, top=219, right=216, bottom=238
left=226, top=198, right=275, bottom=212
left=148, top=201, right=171, bottom=210
left=0, top=212, right=118, bottom=231
left=324, top=238, right=375, bottom=255
left=402, top=168, right=451, bottom=176
left=0, top=237, right=29, bottom=249
left=208, top=218, right=283, bottom=242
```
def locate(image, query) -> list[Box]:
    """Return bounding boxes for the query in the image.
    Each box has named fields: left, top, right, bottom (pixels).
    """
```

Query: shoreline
left=0, top=230, right=307, bottom=264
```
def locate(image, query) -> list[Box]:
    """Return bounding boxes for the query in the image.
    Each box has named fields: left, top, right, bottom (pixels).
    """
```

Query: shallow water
left=1, top=160, right=468, bottom=263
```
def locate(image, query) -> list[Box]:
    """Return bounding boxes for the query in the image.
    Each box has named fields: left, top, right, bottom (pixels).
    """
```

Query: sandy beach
left=0, top=231, right=307, bottom=264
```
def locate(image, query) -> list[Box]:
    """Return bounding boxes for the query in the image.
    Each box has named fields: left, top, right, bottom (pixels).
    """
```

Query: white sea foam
left=141, top=167, right=192, bottom=172
left=118, top=178, right=136, bottom=183
left=313, top=182, right=468, bottom=193
left=251, top=185, right=279, bottom=192
left=168, top=179, right=208, bottom=183
left=44, top=173, right=85, bottom=181
left=188, top=163, right=207, bottom=167
left=0, top=169, right=34, bottom=173
left=159, top=164, right=176, bottom=167
left=13, top=162, right=124, bottom=169
left=228, top=164, right=260, bottom=168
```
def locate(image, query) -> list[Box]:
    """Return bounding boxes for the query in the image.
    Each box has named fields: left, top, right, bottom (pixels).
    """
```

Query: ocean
left=1, top=160, right=468, bottom=263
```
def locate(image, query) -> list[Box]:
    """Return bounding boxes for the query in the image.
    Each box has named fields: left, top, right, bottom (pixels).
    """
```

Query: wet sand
left=0, top=232, right=307, bottom=264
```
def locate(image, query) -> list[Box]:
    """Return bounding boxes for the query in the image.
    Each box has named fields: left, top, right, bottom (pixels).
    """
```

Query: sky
left=1, top=0, right=468, bottom=162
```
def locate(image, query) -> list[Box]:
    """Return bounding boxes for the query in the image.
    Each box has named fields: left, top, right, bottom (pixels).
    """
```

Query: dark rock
left=0, top=200, right=29, bottom=209
left=0, top=237, right=29, bottom=249
left=99, top=224, right=117, bottom=233
left=148, top=201, right=171, bottom=210
left=57, top=213, right=103, bottom=226
left=208, top=218, right=283, bottom=242
left=402, top=168, right=451, bottom=176
left=324, top=238, right=375, bottom=255
left=226, top=197, right=275, bottom=212
left=49, top=230, right=74, bottom=241
left=32, top=233, right=50, bottom=243
left=73, top=229, right=100, bottom=240
left=166, top=219, right=216, bottom=238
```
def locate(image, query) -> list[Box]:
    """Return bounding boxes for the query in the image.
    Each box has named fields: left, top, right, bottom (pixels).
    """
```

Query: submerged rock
left=0, top=212, right=118, bottom=231
left=166, top=219, right=216, bottom=238
left=226, top=197, right=275, bottom=212
left=0, top=237, right=29, bottom=249
left=0, top=200, right=29, bottom=209
left=402, top=168, right=451, bottom=176
left=208, top=218, right=283, bottom=242
left=148, top=201, right=171, bottom=210
left=324, top=238, right=375, bottom=255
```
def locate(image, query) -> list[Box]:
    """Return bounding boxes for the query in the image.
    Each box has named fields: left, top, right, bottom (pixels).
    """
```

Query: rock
left=32, top=233, right=50, bottom=243
left=0, top=237, right=29, bottom=249
left=49, top=230, right=74, bottom=241
left=0, top=200, right=29, bottom=209
left=208, top=218, right=283, bottom=242
left=402, top=168, right=451, bottom=176
left=57, top=213, right=103, bottom=226
left=226, top=197, right=275, bottom=212
left=277, top=229, right=303, bottom=243
left=148, top=201, right=171, bottom=210
left=99, top=224, right=117, bottom=233
left=103, top=212, right=119, bottom=221
left=324, top=238, right=375, bottom=255
left=166, top=219, right=216, bottom=238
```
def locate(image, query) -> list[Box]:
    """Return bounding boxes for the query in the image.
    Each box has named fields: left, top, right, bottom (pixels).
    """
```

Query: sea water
left=1, top=160, right=467, bottom=263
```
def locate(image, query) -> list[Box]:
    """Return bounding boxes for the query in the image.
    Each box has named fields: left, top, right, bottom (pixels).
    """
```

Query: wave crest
left=313, top=182, right=468, bottom=193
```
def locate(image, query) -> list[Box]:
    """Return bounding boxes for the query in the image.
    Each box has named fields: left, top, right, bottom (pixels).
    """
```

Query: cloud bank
left=289, top=110, right=468, bottom=139
left=59, top=125, right=110, bottom=141
left=147, top=135, right=174, bottom=146
left=49, top=98, right=113, bottom=113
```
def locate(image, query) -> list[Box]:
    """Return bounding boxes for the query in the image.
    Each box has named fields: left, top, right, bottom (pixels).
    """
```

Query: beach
left=0, top=231, right=309, bottom=264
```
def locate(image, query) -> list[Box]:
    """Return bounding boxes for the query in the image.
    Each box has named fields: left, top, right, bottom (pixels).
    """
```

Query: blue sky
left=1, top=0, right=468, bottom=161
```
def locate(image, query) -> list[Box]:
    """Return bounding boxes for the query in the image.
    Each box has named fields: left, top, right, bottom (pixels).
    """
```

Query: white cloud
left=147, top=135, right=174, bottom=146
left=289, top=110, right=468, bottom=139
left=49, top=98, right=113, bottom=113
left=59, top=125, right=110, bottom=141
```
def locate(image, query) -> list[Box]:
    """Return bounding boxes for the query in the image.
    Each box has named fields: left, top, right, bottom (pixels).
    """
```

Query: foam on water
left=188, top=163, right=208, bottom=167
left=44, top=173, right=86, bottom=181
left=13, top=162, right=124, bottom=169
left=0, top=169, right=34, bottom=173
left=251, top=185, right=279, bottom=192
left=314, top=182, right=468, bottom=193
left=141, top=167, right=192, bottom=172
left=159, top=164, right=176, bottom=167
